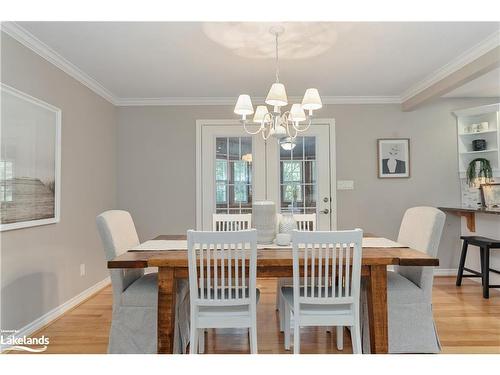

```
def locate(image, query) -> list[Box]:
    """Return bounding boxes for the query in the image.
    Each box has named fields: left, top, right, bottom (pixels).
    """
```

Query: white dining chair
left=361, top=206, right=445, bottom=353
left=282, top=229, right=363, bottom=354
left=276, top=213, right=317, bottom=330
left=187, top=229, right=259, bottom=354
left=212, top=213, right=252, bottom=231
left=96, top=210, right=190, bottom=353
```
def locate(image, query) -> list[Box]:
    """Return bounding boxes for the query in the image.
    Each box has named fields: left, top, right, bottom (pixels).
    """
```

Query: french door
left=197, top=120, right=335, bottom=231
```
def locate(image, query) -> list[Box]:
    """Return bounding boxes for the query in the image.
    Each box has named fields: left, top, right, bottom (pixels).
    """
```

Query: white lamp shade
left=290, top=104, right=306, bottom=122
left=301, top=88, right=322, bottom=110
left=234, top=94, right=254, bottom=115
left=265, top=83, right=288, bottom=107
left=253, top=105, right=269, bottom=123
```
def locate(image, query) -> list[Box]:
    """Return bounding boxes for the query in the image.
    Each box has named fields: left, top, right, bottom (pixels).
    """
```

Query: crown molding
left=401, top=29, right=500, bottom=103
left=1, top=22, right=118, bottom=105
left=3, top=21, right=495, bottom=108
left=115, top=95, right=401, bottom=106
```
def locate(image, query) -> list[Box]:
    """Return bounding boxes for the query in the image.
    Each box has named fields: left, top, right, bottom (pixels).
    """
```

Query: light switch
left=337, top=180, right=354, bottom=190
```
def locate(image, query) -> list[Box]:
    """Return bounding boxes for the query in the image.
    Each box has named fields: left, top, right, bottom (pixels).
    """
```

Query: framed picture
left=0, top=84, right=61, bottom=231
left=377, top=138, right=410, bottom=178
left=480, top=183, right=500, bottom=208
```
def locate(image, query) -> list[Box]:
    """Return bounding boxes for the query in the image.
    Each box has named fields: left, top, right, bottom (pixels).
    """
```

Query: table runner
left=130, top=237, right=406, bottom=251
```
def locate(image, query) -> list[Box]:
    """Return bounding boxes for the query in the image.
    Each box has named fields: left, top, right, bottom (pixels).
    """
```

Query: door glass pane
left=279, top=136, right=317, bottom=214
left=215, top=137, right=252, bottom=214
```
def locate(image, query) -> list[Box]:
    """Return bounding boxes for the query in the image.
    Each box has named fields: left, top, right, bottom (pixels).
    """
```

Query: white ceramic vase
left=252, top=201, right=276, bottom=244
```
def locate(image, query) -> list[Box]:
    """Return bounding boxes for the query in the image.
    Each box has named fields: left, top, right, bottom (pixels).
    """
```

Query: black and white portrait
left=1, top=85, right=61, bottom=231
left=378, top=139, right=410, bottom=178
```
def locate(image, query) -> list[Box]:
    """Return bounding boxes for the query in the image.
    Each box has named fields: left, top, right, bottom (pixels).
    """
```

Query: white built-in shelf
left=453, top=103, right=500, bottom=194
left=459, top=149, right=498, bottom=155
left=458, top=130, right=498, bottom=136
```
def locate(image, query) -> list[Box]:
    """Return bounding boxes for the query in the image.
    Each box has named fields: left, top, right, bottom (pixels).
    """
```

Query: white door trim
left=196, top=118, right=337, bottom=230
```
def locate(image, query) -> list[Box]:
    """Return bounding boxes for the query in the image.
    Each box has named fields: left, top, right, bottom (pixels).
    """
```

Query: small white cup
left=480, top=122, right=489, bottom=131
left=472, top=123, right=479, bottom=132
left=276, top=233, right=291, bottom=246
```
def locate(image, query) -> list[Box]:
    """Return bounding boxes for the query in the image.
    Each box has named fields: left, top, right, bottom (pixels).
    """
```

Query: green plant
left=466, top=158, right=493, bottom=186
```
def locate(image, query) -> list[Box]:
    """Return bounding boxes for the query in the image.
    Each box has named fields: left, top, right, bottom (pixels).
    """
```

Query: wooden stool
left=456, top=236, right=500, bottom=298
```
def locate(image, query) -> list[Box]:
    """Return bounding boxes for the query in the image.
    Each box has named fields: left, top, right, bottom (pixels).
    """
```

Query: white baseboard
left=433, top=268, right=458, bottom=276
left=1, top=276, right=110, bottom=352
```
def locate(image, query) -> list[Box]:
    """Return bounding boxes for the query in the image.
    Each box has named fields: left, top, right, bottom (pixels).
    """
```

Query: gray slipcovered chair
left=361, top=206, right=445, bottom=353
left=96, top=210, right=190, bottom=353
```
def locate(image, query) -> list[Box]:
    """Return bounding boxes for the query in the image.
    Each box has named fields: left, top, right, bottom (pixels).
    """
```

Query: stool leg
left=479, top=247, right=485, bottom=286
left=483, top=247, right=490, bottom=299
left=456, top=240, right=468, bottom=286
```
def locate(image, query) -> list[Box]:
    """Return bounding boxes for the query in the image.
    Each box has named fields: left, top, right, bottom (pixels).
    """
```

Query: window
left=280, top=137, right=317, bottom=213
left=215, top=137, right=252, bottom=214
left=0, top=160, right=14, bottom=202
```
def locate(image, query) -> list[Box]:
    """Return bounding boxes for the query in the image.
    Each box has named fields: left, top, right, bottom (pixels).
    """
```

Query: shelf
left=460, top=149, right=498, bottom=155
left=458, top=130, right=498, bottom=136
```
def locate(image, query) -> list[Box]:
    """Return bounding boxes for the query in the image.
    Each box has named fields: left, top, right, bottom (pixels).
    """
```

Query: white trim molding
left=1, top=22, right=118, bottom=105
left=0, top=276, right=110, bottom=353
left=401, top=29, right=500, bottom=103
left=116, top=96, right=401, bottom=106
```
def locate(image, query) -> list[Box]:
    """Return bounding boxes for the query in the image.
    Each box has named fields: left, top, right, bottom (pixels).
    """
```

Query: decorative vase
left=252, top=201, right=276, bottom=244
left=279, top=212, right=297, bottom=235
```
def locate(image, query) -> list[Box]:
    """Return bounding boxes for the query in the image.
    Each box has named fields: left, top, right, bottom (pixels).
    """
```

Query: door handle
left=320, top=209, right=330, bottom=214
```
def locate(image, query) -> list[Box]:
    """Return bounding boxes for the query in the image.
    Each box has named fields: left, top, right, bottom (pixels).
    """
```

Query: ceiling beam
left=401, top=45, right=500, bottom=111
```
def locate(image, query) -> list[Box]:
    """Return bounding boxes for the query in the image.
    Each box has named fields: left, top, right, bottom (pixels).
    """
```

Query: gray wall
left=117, top=98, right=499, bottom=270
left=1, top=33, right=117, bottom=331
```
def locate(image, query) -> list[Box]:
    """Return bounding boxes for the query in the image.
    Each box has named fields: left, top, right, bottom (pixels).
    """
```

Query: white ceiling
left=444, top=67, right=500, bottom=98
left=10, top=22, right=500, bottom=101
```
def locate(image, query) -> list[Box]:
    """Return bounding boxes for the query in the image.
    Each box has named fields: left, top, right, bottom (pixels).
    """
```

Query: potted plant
left=466, top=158, right=493, bottom=187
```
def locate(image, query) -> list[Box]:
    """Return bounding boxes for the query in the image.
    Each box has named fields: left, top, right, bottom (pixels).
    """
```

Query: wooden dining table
left=108, top=234, right=439, bottom=354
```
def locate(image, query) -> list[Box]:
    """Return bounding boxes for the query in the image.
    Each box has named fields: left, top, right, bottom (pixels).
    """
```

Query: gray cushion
left=387, top=271, right=425, bottom=304
left=121, top=272, right=158, bottom=307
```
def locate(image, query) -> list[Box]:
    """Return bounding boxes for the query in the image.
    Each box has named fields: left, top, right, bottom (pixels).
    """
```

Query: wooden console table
left=439, top=207, right=500, bottom=232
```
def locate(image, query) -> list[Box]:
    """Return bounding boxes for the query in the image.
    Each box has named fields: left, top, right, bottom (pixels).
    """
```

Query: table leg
left=366, top=265, right=388, bottom=353
left=157, top=266, right=177, bottom=354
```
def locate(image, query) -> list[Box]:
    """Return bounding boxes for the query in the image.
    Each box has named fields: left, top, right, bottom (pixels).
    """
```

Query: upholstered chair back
left=396, top=207, right=445, bottom=299
left=96, top=210, right=144, bottom=309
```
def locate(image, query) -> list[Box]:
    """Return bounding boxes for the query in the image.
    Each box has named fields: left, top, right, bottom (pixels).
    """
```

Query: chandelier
left=233, top=26, right=323, bottom=147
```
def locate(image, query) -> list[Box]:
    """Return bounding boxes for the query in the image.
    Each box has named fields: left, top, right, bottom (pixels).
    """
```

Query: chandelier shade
left=234, top=94, right=254, bottom=116
left=265, top=83, right=288, bottom=107
left=301, top=88, right=322, bottom=111
left=253, top=105, right=269, bottom=123
left=290, top=104, right=306, bottom=122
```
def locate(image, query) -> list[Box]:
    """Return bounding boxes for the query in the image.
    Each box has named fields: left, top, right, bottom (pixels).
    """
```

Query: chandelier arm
left=282, top=111, right=298, bottom=139
left=242, top=120, right=264, bottom=135
left=292, top=117, right=312, bottom=133
left=261, top=112, right=274, bottom=140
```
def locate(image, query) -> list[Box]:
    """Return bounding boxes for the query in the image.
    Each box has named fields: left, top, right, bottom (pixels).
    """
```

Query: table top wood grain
left=108, top=234, right=439, bottom=269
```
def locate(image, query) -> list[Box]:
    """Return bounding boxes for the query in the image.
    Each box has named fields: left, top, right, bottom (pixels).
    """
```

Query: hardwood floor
left=8, top=277, right=500, bottom=354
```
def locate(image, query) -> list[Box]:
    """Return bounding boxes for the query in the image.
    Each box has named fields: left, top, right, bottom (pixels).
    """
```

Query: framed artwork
left=377, top=138, right=410, bottom=178
left=480, top=183, right=500, bottom=208
left=0, top=84, right=61, bottom=231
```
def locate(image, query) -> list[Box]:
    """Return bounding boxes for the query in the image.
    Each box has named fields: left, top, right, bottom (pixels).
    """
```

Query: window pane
left=216, top=160, right=227, bottom=181
left=228, top=137, right=240, bottom=161
left=304, top=136, right=315, bottom=160
left=216, top=138, right=227, bottom=158
left=291, top=137, right=304, bottom=160
left=216, top=183, right=227, bottom=204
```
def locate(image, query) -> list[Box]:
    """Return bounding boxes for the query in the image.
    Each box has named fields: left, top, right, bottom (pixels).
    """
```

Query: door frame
left=195, top=118, right=337, bottom=230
